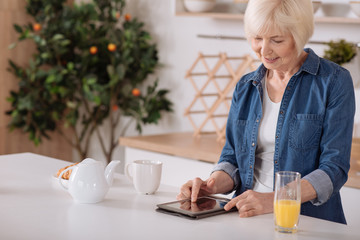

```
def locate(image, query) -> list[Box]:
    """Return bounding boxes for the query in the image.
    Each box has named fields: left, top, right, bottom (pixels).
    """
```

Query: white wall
left=77, top=0, right=360, bottom=164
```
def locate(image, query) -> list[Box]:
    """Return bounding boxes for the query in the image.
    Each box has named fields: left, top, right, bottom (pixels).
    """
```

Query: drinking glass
left=274, top=171, right=301, bottom=233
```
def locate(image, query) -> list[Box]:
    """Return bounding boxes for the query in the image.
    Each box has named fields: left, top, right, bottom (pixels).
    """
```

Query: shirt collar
left=299, top=48, right=320, bottom=76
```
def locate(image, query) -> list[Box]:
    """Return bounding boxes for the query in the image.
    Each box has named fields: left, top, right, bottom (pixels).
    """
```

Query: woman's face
left=250, top=30, right=299, bottom=72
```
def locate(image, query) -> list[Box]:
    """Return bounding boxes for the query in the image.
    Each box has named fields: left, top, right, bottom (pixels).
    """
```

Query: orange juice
left=274, top=200, right=300, bottom=229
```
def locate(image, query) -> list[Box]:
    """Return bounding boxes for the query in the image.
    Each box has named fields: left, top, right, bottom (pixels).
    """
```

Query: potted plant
left=7, top=0, right=172, bottom=163
left=323, top=39, right=357, bottom=66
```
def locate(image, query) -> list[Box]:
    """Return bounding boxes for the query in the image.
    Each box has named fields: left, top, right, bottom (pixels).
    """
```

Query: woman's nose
left=261, top=42, right=272, bottom=56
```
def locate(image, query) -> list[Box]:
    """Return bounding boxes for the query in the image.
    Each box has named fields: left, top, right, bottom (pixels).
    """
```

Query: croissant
left=57, top=162, right=79, bottom=180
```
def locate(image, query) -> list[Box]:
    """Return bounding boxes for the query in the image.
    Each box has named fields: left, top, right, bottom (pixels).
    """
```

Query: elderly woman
left=177, top=0, right=355, bottom=224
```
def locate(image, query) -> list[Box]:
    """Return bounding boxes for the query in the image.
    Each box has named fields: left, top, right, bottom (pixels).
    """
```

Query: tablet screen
left=157, top=196, right=231, bottom=217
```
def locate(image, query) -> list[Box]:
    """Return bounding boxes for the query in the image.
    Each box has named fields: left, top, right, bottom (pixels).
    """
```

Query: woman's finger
left=224, top=197, right=239, bottom=211
left=177, top=180, right=194, bottom=200
left=239, top=208, right=257, bottom=218
left=190, top=177, right=205, bottom=202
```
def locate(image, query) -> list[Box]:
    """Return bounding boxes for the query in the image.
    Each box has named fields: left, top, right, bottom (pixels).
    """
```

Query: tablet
left=156, top=196, right=236, bottom=220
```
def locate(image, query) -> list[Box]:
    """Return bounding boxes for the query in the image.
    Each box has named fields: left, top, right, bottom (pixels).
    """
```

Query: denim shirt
left=216, top=48, right=355, bottom=224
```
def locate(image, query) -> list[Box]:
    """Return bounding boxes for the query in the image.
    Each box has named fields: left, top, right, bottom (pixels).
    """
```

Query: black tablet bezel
left=156, top=196, right=234, bottom=219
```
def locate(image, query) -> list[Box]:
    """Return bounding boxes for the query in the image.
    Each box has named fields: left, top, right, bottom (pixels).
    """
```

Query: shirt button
left=252, top=142, right=255, bottom=147
left=250, top=165, right=253, bottom=169
left=276, top=135, right=279, bottom=139
left=275, top=161, right=278, bottom=164
left=280, top=110, right=284, bottom=114
left=254, top=81, right=258, bottom=84
left=256, top=119, right=259, bottom=123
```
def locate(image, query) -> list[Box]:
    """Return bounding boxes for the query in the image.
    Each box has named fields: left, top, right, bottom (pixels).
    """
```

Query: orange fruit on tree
left=107, top=43, right=117, bottom=52
left=132, top=88, right=141, bottom=97
left=125, top=13, right=131, bottom=21
left=89, top=46, right=98, bottom=55
left=112, top=105, right=119, bottom=112
left=33, top=23, right=42, bottom=32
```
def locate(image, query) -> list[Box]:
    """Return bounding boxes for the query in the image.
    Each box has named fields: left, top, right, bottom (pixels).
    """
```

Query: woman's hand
left=224, top=190, right=274, bottom=217
left=177, top=171, right=235, bottom=202
left=176, top=177, right=216, bottom=202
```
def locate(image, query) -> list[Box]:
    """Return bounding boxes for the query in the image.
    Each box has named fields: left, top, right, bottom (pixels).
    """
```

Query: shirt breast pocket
left=289, top=114, right=323, bottom=150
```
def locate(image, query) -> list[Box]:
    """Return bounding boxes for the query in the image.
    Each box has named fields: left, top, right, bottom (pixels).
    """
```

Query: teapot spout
left=105, top=160, right=121, bottom=186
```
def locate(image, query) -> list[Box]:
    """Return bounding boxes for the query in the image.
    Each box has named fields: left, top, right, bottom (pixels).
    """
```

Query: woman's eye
left=273, top=40, right=283, bottom=44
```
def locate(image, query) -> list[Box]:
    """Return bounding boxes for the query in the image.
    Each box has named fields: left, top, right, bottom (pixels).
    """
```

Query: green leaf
left=52, top=111, right=60, bottom=120
left=33, top=35, right=42, bottom=44
left=8, top=42, right=17, bottom=49
left=60, top=39, right=71, bottom=46
left=40, top=52, right=49, bottom=59
left=116, top=64, right=125, bottom=79
left=87, top=77, right=97, bottom=85
left=10, top=110, right=19, bottom=118
left=94, top=95, right=101, bottom=105
left=67, top=62, right=74, bottom=71
left=83, top=84, right=90, bottom=93
left=33, top=137, right=40, bottom=146
left=13, top=24, right=23, bottom=33
left=19, top=29, right=30, bottom=41
left=66, top=101, right=77, bottom=109
left=46, top=74, right=56, bottom=84
left=40, top=39, right=47, bottom=46
left=107, top=65, right=115, bottom=76
left=18, top=96, right=33, bottom=110
left=52, top=34, right=65, bottom=41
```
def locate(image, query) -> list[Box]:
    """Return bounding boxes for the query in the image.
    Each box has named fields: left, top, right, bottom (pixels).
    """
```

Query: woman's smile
left=264, top=56, right=279, bottom=64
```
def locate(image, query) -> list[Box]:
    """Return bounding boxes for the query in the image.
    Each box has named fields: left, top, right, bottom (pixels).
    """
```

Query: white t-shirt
left=252, top=76, right=279, bottom=193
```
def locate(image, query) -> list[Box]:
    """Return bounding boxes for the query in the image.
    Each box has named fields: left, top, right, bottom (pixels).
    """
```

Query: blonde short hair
left=244, top=0, right=314, bottom=55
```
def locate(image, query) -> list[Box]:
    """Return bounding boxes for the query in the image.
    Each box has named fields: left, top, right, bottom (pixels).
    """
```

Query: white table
left=1, top=153, right=359, bottom=240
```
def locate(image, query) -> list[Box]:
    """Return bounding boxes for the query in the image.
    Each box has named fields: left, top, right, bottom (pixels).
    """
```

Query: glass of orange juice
left=274, top=171, right=301, bottom=233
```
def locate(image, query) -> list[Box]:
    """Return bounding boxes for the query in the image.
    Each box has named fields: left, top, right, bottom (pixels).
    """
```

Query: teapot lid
left=80, top=158, right=99, bottom=165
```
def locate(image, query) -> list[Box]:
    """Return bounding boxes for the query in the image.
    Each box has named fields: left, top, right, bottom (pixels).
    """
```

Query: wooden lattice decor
left=184, top=52, right=259, bottom=142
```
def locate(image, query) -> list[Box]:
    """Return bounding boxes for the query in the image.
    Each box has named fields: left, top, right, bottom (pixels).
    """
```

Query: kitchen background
left=118, top=0, right=360, bottom=163
left=1, top=0, right=360, bottom=165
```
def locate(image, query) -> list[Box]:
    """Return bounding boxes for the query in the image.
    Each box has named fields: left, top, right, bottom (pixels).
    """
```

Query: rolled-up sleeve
left=303, top=169, right=333, bottom=205
left=212, top=162, right=240, bottom=193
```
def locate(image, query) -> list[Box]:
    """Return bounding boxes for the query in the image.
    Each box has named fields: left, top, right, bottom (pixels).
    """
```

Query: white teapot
left=58, top=158, right=120, bottom=203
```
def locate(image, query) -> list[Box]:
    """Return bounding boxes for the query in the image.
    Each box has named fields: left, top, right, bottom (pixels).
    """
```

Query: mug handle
left=58, top=166, right=75, bottom=190
left=125, top=163, right=133, bottom=182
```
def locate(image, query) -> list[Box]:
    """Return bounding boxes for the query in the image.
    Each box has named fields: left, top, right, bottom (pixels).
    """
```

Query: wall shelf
left=315, top=16, right=360, bottom=24
left=175, top=12, right=244, bottom=20
left=175, top=11, right=360, bottom=24
left=174, top=0, right=360, bottom=24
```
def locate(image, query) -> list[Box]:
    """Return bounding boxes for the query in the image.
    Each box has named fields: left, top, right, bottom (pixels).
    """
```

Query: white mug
left=125, top=160, right=162, bottom=194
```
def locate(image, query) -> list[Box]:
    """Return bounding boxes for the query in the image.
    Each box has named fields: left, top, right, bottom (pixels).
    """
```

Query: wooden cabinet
left=0, top=0, right=72, bottom=161
left=348, top=138, right=360, bottom=189
left=119, top=132, right=223, bottom=187
left=120, top=133, right=360, bottom=189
